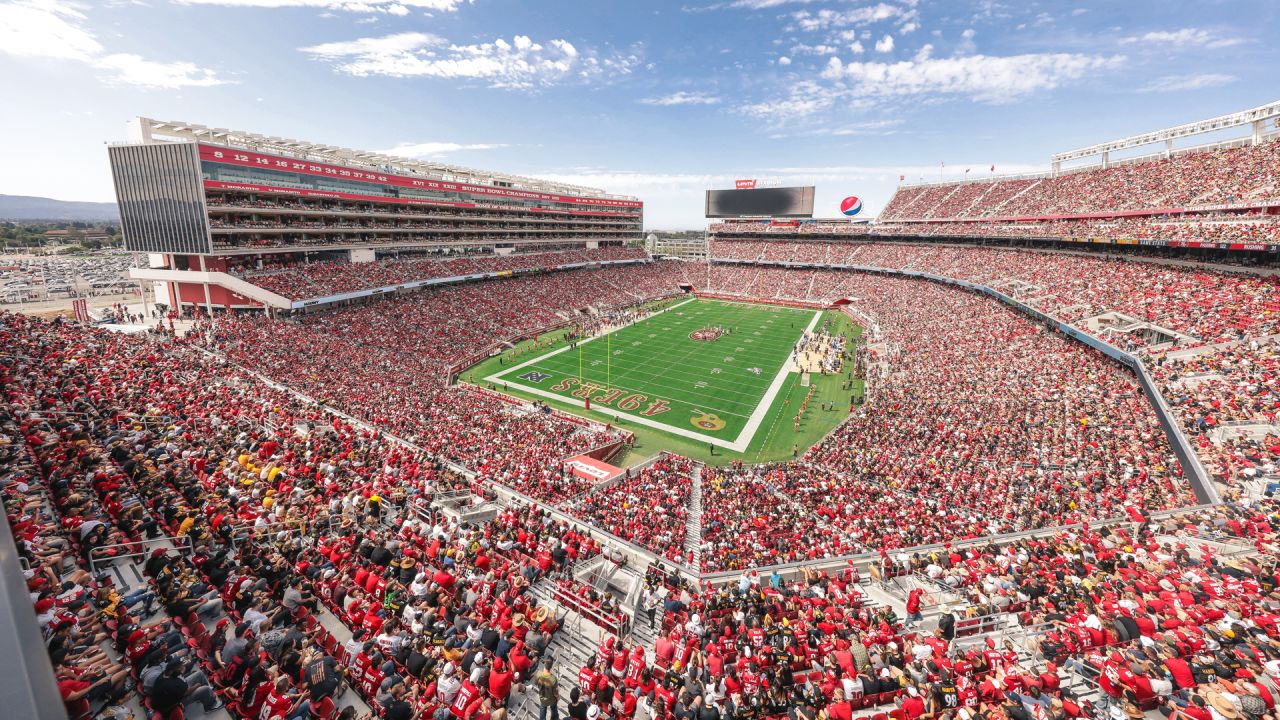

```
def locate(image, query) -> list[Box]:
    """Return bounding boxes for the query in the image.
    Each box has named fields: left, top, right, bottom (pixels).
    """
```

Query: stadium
left=6, top=89, right=1280, bottom=720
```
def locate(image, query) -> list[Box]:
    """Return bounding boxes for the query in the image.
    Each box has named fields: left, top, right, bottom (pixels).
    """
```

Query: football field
left=486, top=298, right=820, bottom=451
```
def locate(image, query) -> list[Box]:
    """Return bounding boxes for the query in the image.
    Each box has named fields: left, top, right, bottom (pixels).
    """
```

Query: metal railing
left=229, top=517, right=327, bottom=549
left=88, top=535, right=195, bottom=575
left=949, top=613, right=1011, bottom=641
left=551, top=584, right=631, bottom=638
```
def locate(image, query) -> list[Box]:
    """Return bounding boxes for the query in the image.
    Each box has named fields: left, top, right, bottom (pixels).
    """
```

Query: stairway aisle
left=684, top=464, right=704, bottom=570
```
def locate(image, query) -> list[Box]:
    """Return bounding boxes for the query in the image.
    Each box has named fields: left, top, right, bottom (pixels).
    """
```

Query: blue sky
left=0, top=0, right=1275, bottom=229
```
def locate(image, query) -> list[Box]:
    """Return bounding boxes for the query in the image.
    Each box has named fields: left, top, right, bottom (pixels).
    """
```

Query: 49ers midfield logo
left=691, top=411, right=727, bottom=431
left=549, top=377, right=671, bottom=416
left=689, top=327, right=725, bottom=342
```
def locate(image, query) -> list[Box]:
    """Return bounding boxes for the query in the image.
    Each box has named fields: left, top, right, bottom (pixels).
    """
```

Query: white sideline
left=483, top=298, right=821, bottom=452
left=729, top=308, right=822, bottom=451
left=494, top=297, right=697, bottom=377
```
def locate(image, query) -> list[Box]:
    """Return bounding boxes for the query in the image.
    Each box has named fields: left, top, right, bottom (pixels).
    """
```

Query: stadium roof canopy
left=128, top=117, right=637, bottom=201
left=1051, top=100, right=1280, bottom=164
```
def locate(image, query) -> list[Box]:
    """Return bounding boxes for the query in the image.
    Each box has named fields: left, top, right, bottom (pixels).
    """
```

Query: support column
left=198, top=256, right=214, bottom=318
left=137, top=279, right=149, bottom=323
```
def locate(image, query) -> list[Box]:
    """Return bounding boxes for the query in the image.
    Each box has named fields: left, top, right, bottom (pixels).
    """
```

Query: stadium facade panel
left=107, top=117, right=644, bottom=314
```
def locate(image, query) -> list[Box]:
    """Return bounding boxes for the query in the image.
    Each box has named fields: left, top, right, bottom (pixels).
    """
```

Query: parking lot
left=0, top=252, right=146, bottom=317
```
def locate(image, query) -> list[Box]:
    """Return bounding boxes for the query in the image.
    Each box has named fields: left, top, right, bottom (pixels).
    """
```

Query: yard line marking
left=494, top=377, right=744, bottom=449
left=497, top=347, right=771, bottom=399
left=484, top=298, right=818, bottom=452
left=492, top=297, right=698, bottom=377
left=501, top=361, right=757, bottom=418
left=728, top=308, right=823, bottom=451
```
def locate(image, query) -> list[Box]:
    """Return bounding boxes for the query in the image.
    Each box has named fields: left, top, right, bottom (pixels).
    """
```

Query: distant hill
left=0, top=194, right=119, bottom=222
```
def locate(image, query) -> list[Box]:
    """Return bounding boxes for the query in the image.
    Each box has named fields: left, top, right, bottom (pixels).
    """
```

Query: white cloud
left=791, top=43, right=838, bottom=55
left=379, top=141, right=509, bottom=157
left=1138, top=73, right=1236, bottom=93
left=301, top=32, right=633, bottom=89
left=811, top=119, right=903, bottom=136
left=848, top=41, right=864, bottom=54
left=900, top=21, right=918, bottom=33
left=1121, top=28, right=1244, bottom=49
left=174, top=0, right=465, bottom=13
left=639, top=91, right=721, bottom=106
left=874, top=34, right=895, bottom=52
left=0, top=0, right=228, bottom=88
left=792, top=3, right=911, bottom=32
left=691, top=0, right=840, bottom=9
left=0, top=1, right=101, bottom=61
left=820, top=52, right=1123, bottom=103
left=727, top=0, right=816, bottom=7
left=777, top=55, right=792, bottom=65
left=741, top=81, right=834, bottom=121
left=96, top=54, right=227, bottom=88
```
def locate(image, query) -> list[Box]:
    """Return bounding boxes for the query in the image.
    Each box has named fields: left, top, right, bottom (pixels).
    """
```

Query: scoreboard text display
left=705, top=186, right=815, bottom=218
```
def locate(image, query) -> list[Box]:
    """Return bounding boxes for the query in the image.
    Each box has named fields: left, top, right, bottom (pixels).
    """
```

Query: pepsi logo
left=840, top=196, right=863, bottom=216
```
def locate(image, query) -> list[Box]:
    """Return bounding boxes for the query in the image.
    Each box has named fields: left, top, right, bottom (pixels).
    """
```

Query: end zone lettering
left=546, top=377, right=670, bottom=416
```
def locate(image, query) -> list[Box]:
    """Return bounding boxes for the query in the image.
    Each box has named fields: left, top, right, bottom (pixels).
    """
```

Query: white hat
left=587, top=706, right=601, bottom=720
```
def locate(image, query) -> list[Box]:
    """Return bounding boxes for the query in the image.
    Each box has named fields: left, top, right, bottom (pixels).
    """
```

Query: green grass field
left=460, top=298, right=864, bottom=465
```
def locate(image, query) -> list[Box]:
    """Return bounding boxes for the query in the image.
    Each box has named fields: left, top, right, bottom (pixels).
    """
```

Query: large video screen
left=705, top=186, right=815, bottom=218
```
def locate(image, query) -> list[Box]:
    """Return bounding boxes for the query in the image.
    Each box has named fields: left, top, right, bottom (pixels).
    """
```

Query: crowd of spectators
left=702, top=241, right=1280, bottom=345
left=233, top=247, right=647, bottom=301
left=700, top=463, right=863, bottom=571
left=693, top=273, right=1191, bottom=571
left=563, top=456, right=695, bottom=565
left=12, top=215, right=1280, bottom=720
left=1145, top=338, right=1280, bottom=497
left=215, top=250, right=1202, bottom=570
left=0, top=310, right=597, bottom=719
left=870, top=217, right=1280, bottom=245
left=879, top=139, right=1280, bottom=221
left=700, top=239, right=1280, bottom=490
left=14, top=304, right=1280, bottom=720
left=596, top=497, right=1280, bottom=720
left=208, top=264, right=681, bottom=505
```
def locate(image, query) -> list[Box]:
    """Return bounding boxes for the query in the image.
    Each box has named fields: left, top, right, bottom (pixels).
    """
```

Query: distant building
left=649, top=232, right=706, bottom=260
left=41, top=228, right=111, bottom=244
